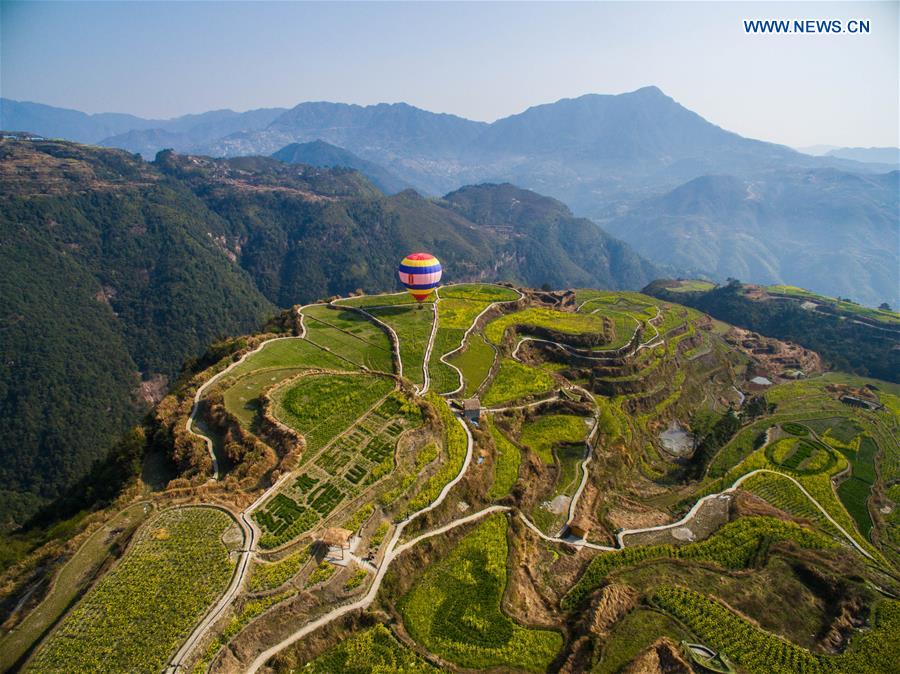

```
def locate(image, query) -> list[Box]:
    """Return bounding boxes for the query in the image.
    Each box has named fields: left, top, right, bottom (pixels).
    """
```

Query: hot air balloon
left=398, top=252, right=442, bottom=304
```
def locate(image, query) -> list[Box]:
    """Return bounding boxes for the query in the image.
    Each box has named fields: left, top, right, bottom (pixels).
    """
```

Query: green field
left=650, top=588, right=900, bottom=674
left=272, top=373, right=394, bottom=451
left=256, top=391, right=421, bottom=548
left=404, top=394, right=468, bottom=514
left=301, top=304, right=394, bottom=372
left=302, top=623, right=439, bottom=673
left=427, top=326, right=465, bottom=393
left=367, top=305, right=433, bottom=388
left=519, top=413, right=589, bottom=464
left=485, top=308, right=606, bottom=345
left=765, top=437, right=836, bottom=474
left=482, top=359, right=555, bottom=406
left=765, top=285, right=900, bottom=325
left=435, top=297, right=491, bottom=330
left=592, top=609, right=690, bottom=674
left=248, top=547, right=311, bottom=592
left=222, top=368, right=306, bottom=428
left=438, top=283, right=519, bottom=303
left=28, top=507, right=236, bottom=674
left=227, top=337, right=347, bottom=379
left=398, top=514, right=562, bottom=672
left=447, top=332, right=495, bottom=397
left=556, top=442, right=587, bottom=496
left=665, top=279, right=717, bottom=293
left=486, top=417, right=522, bottom=499
left=741, top=472, right=841, bottom=537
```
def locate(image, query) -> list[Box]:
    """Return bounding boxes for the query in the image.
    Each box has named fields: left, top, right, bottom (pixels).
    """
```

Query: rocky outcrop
left=622, top=637, right=694, bottom=674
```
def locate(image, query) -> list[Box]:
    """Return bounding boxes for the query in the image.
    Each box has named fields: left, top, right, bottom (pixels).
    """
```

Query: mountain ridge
left=3, top=88, right=897, bottom=307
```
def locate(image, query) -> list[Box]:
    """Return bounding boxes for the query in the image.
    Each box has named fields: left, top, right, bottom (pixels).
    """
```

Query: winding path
left=185, top=305, right=310, bottom=479
left=435, top=285, right=525, bottom=397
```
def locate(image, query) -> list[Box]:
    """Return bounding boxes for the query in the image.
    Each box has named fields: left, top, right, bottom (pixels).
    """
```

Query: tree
left=879, top=302, right=892, bottom=311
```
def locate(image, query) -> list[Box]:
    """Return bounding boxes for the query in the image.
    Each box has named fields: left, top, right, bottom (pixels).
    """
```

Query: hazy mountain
left=198, top=87, right=893, bottom=211
left=795, top=144, right=839, bottom=156
left=0, top=98, right=285, bottom=155
left=97, top=107, right=285, bottom=157
left=605, top=170, right=900, bottom=308
left=442, top=183, right=660, bottom=290
left=0, top=98, right=155, bottom=143
left=824, top=146, right=899, bottom=166
left=0, top=138, right=658, bottom=525
left=272, top=140, right=414, bottom=194
left=6, top=90, right=896, bottom=305
left=797, top=144, right=899, bottom=166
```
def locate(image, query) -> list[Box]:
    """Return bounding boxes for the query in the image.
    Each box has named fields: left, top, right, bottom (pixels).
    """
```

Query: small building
left=321, top=527, right=353, bottom=560
left=567, top=518, right=591, bottom=540
left=462, top=397, right=481, bottom=423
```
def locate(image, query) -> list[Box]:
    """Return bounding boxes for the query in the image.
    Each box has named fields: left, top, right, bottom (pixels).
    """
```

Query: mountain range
left=797, top=144, right=900, bottom=165
left=0, top=137, right=658, bottom=527
left=3, top=88, right=897, bottom=307
left=605, top=170, right=900, bottom=307
left=272, top=140, right=413, bottom=194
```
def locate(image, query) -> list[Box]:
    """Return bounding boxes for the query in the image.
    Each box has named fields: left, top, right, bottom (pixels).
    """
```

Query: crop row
left=30, top=507, right=235, bottom=674
left=301, top=623, right=439, bottom=673
left=649, top=586, right=829, bottom=674
left=403, top=394, right=468, bottom=515
left=563, top=516, right=837, bottom=609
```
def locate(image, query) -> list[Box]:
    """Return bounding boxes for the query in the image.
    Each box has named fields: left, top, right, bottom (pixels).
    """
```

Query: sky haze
left=1, top=1, right=898, bottom=147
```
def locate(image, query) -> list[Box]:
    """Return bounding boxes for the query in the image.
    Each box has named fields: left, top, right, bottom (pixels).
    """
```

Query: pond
left=659, top=420, right=695, bottom=457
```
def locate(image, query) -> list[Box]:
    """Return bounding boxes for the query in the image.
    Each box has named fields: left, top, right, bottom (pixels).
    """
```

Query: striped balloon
left=397, top=252, right=442, bottom=302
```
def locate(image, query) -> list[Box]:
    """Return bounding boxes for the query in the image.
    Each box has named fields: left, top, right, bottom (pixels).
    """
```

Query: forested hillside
left=0, top=138, right=658, bottom=526
left=0, top=140, right=275, bottom=526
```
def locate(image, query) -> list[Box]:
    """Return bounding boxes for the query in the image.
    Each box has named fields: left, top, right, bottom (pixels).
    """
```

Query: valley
left=2, top=282, right=897, bottom=674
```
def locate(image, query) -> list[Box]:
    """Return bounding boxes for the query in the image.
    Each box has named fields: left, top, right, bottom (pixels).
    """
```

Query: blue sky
left=1, top=1, right=897, bottom=147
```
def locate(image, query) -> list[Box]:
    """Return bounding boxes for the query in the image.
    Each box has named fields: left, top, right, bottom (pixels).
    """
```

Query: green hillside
left=3, top=283, right=898, bottom=674
left=0, top=139, right=659, bottom=526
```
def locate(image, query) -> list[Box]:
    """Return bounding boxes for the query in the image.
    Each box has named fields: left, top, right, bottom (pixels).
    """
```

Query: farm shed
left=321, top=527, right=353, bottom=559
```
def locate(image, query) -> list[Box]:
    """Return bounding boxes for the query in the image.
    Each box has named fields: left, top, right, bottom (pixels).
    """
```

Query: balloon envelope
left=397, top=253, right=442, bottom=302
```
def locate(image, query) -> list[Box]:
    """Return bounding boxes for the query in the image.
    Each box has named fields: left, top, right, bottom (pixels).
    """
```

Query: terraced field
left=255, top=387, right=420, bottom=548
left=482, top=358, right=555, bottom=406
left=273, top=373, right=395, bottom=451
left=447, top=332, right=495, bottom=396
left=300, top=304, right=394, bottom=371
left=367, top=305, right=433, bottom=388
left=485, top=307, right=607, bottom=345
left=27, top=507, right=237, bottom=674
left=20, top=286, right=898, bottom=674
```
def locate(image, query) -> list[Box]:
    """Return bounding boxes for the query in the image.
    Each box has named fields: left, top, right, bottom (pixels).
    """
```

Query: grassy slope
left=398, top=514, right=562, bottom=672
